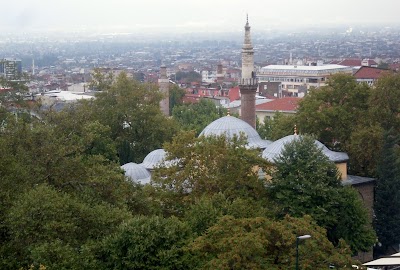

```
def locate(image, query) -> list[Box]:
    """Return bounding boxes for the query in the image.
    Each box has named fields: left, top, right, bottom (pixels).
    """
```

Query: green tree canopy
left=257, top=112, right=297, bottom=141
left=172, top=98, right=226, bottom=135
left=152, top=131, right=271, bottom=215
left=80, top=72, right=179, bottom=164
left=369, top=73, right=400, bottom=132
left=268, top=135, right=375, bottom=252
left=4, top=184, right=131, bottom=269
left=374, top=128, right=400, bottom=253
left=296, top=74, right=371, bottom=152
left=175, top=71, right=201, bottom=83
left=169, top=84, right=185, bottom=115
left=189, top=215, right=357, bottom=270
left=96, top=215, right=192, bottom=270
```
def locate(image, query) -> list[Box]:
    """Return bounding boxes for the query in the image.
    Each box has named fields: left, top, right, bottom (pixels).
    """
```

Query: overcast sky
left=2, top=0, right=399, bottom=33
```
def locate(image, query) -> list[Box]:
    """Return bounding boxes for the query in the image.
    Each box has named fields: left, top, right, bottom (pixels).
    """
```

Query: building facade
left=0, top=58, right=22, bottom=80
left=257, top=64, right=352, bottom=96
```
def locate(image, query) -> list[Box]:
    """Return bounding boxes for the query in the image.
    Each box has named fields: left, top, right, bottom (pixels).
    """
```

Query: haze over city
left=2, top=0, right=400, bottom=34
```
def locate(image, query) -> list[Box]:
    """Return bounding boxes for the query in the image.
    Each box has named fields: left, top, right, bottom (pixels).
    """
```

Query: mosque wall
left=336, top=162, right=347, bottom=180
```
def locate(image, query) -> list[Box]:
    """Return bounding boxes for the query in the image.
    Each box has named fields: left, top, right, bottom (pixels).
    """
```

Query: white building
left=257, top=64, right=353, bottom=96
left=201, top=69, right=217, bottom=83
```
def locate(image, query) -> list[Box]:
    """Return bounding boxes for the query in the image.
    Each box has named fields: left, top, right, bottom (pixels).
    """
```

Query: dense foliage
left=0, top=72, right=383, bottom=269
left=268, top=136, right=376, bottom=253
left=258, top=73, right=400, bottom=177
left=172, top=98, right=227, bottom=135
left=374, top=129, right=400, bottom=253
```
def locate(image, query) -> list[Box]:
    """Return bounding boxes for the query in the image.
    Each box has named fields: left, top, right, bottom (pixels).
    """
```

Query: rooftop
left=259, top=65, right=353, bottom=76
left=260, top=64, right=350, bottom=71
left=255, top=97, right=300, bottom=112
left=354, top=66, right=389, bottom=80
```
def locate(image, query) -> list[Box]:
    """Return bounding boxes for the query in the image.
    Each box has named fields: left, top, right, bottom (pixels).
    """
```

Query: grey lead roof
left=262, top=135, right=349, bottom=163
left=343, top=175, right=376, bottom=186
left=141, top=149, right=167, bottom=170
left=121, top=162, right=151, bottom=185
left=199, top=115, right=272, bottom=149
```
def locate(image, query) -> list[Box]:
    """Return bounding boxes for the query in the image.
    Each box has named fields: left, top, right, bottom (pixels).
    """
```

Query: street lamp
left=296, top=234, right=311, bottom=270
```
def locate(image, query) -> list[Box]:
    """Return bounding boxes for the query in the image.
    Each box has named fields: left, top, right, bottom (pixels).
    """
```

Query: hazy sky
left=2, top=0, right=399, bottom=33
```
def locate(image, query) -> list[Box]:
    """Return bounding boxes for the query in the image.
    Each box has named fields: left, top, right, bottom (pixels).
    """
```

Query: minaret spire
left=158, top=64, right=170, bottom=116
left=239, top=15, right=258, bottom=129
left=241, top=15, right=254, bottom=81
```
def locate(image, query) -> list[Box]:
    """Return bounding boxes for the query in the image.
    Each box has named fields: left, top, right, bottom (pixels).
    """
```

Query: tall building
left=158, top=65, right=170, bottom=116
left=239, top=15, right=258, bottom=129
left=0, top=58, right=22, bottom=80
left=257, top=64, right=352, bottom=96
left=216, top=63, right=224, bottom=84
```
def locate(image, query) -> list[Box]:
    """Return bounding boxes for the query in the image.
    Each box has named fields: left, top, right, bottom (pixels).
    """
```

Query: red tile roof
left=255, top=97, right=300, bottom=112
left=183, top=94, right=201, bottom=104
left=338, top=58, right=377, bottom=67
left=354, top=66, right=388, bottom=80
left=228, top=86, right=240, bottom=102
left=338, top=59, right=363, bottom=66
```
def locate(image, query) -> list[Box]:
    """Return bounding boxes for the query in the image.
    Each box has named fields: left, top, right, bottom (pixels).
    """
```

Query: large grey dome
left=121, top=162, right=151, bottom=184
left=262, top=135, right=349, bottom=163
left=199, top=115, right=272, bottom=149
left=141, top=149, right=167, bottom=170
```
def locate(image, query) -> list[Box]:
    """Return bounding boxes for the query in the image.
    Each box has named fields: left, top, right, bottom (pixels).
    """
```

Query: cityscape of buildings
left=1, top=23, right=399, bottom=121
left=1, top=2, right=400, bottom=266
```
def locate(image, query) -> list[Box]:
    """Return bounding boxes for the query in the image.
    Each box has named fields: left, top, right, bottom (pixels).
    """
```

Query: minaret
left=239, top=15, right=258, bottom=128
left=158, top=65, right=170, bottom=116
left=32, top=59, right=35, bottom=76
left=216, top=63, right=224, bottom=84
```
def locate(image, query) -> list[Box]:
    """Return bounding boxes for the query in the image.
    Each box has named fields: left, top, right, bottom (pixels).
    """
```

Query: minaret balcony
left=238, top=78, right=258, bottom=87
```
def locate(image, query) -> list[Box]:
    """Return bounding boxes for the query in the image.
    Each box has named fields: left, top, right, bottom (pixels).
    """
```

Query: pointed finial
left=227, top=108, right=230, bottom=116
left=294, top=124, right=298, bottom=135
left=247, top=14, right=248, bottom=24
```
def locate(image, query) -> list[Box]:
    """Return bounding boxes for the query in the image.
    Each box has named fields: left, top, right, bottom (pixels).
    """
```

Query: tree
left=374, top=128, right=400, bottom=253
left=83, top=72, right=179, bottom=163
left=268, top=135, right=375, bottom=253
left=4, top=184, right=131, bottom=269
left=184, top=194, right=269, bottom=236
left=347, top=123, right=384, bottom=176
left=152, top=131, right=270, bottom=215
left=175, top=71, right=201, bottom=83
left=377, top=61, right=389, bottom=70
left=169, top=84, right=185, bottom=115
left=257, top=112, right=297, bottom=141
left=189, top=215, right=357, bottom=270
left=0, top=72, right=30, bottom=108
left=296, top=74, right=370, bottom=152
left=369, top=73, right=400, bottom=132
left=88, top=68, right=114, bottom=91
left=96, top=216, right=193, bottom=270
left=172, top=99, right=227, bottom=135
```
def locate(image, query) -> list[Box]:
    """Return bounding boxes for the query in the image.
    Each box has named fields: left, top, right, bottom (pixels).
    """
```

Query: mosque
left=121, top=17, right=375, bottom=262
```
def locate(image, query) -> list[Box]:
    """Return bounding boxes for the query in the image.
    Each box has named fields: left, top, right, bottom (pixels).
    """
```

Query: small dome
left=262, top=135, right=349, bottom=163
left=199, top=115, right=272, bottom=149
left=141, top=149, right=167, bottom=169
left=121, top=162, right=151, bottom=184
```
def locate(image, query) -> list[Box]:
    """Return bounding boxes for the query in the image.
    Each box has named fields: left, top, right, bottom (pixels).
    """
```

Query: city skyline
left=2, top=0, right=400, bottom=33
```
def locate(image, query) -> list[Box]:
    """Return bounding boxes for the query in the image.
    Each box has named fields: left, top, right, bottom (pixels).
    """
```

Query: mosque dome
left=199, top=115, right=272, bottom=149
left=141, top=149, right=167, bottom=170
left=121, top=162, right=151, bottom=184
left=262, top=135, right=349, bottom=163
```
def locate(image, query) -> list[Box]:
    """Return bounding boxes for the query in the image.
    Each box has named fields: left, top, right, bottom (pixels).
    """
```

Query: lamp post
left=296, top=234, right=311, bottom=270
